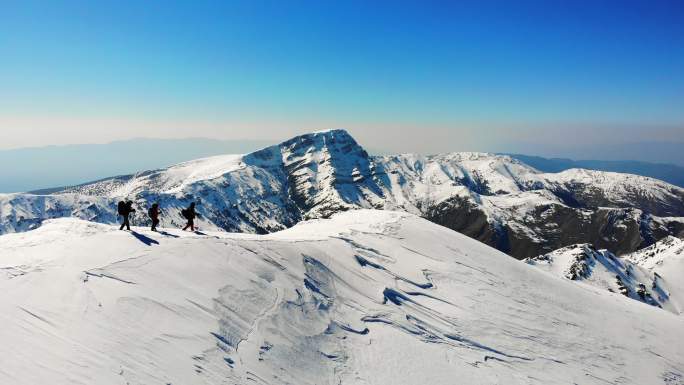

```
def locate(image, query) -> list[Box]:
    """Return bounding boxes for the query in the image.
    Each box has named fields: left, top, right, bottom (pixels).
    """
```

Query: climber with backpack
left=181, top=202, right=199, bottom=232
left=118, top=200, right=136, bottom=231
left=148, top=203, right=161, bottom=232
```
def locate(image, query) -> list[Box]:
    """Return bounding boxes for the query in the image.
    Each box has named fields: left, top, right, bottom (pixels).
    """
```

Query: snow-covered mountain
left=381, top=152, right=684, bottom=257
left=1, top=210, right=682, bottom=384
left=525, top=236, right=684, bottom=315
left=1, top=129, right=683, bottom=258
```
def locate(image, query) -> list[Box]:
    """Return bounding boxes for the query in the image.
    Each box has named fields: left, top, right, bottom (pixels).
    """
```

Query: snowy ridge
left=628, top=236, right=684, bottom=269
left=628, top=236, right=684, bottom=315
left=525, top=243, right=677, bottom=313
left=0, top=193, right=117, bottom=233
left=1, top=129, right=683, bottom=258
left=1, top=210, right=683, bottom=384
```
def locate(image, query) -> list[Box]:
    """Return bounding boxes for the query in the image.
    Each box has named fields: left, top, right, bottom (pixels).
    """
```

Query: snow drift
left=1, top=210, right=682, bottom=384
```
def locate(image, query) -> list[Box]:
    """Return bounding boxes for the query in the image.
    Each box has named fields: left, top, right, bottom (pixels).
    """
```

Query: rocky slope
left=525, top=236, right=684, bottom=315
left=1, top=129, right=683, bottom=258
left=525, top=244, right=671, bottom=312
left=627, top=236, right=684, bottom=315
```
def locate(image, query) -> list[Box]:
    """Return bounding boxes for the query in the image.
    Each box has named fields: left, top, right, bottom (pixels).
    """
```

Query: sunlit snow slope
left=628, top=236, right=684, bottom=315
left=1, top=210, right=682, bottom=385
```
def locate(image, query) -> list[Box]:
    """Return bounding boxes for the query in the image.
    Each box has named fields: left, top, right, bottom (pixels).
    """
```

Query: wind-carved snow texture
left=1, top=129, right=683, bottom=259
left=1, top=210, right=682, bottom=384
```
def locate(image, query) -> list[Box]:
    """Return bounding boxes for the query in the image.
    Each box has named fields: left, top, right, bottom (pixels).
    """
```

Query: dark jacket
left=123, top=202, right=136, bottom=216
left=185, top=206, right=196, bottom=220
left=148, top=205, right=160, bottom=220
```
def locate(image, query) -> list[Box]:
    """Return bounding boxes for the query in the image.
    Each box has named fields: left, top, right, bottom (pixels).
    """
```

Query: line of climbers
left=116, top=201, right=199, bottom=232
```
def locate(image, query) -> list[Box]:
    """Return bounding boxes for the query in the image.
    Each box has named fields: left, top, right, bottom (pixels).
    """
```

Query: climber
left=181, top=202, right=199, bottom=232
left=148, top=203, right=161, bottom=232
left=118, top=200, right=136, bottom=231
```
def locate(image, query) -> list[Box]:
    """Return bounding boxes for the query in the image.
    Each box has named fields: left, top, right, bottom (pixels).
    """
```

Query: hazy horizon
left=1, top=130, right=683, bottom=166
left=1, top=133, right=683, bottom=194
left=1, top=1, right=682, bottom=164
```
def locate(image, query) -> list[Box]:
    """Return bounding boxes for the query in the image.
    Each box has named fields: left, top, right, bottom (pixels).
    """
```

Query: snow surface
left=628, top=236, right=684, bottom=315
left=1, top=210, right=683, bottom=384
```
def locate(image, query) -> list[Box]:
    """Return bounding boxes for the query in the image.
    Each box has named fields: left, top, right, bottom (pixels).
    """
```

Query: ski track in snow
left=0, top=210, right=682, bottom=384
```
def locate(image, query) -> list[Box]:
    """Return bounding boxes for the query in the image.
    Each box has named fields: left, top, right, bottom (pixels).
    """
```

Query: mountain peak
left=275, top=128, right=380, bottom=218
left=311, top=128, right=353, bottom=136
left=279, top=128, right=357, bottom=147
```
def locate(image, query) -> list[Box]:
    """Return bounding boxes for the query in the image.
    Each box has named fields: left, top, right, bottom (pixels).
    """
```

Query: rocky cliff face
left=1, top=129, right=683, bottom=258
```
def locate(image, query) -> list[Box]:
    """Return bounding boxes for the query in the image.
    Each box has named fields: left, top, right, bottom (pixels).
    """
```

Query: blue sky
left=1, top=0, right=682, bottom=159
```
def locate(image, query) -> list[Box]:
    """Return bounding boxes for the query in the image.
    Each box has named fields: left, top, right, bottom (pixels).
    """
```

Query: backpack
left=181, top=208, right=190, bottom=219
left=117, top=201, right=126, bottom=216
left=148, top=207, right=155, bottom=219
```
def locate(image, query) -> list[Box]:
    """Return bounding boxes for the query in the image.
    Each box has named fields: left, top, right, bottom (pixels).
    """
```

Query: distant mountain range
left=2, top=137, right=682, bottom=194
left=0, top=138, right=273, bottom=193
left=506, top=154, right=684, bottom=188
left=1, top=129, right=682, bottom=260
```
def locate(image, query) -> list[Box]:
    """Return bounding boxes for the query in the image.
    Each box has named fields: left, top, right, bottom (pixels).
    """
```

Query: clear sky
left=1, top=0, right=682, bottom=160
